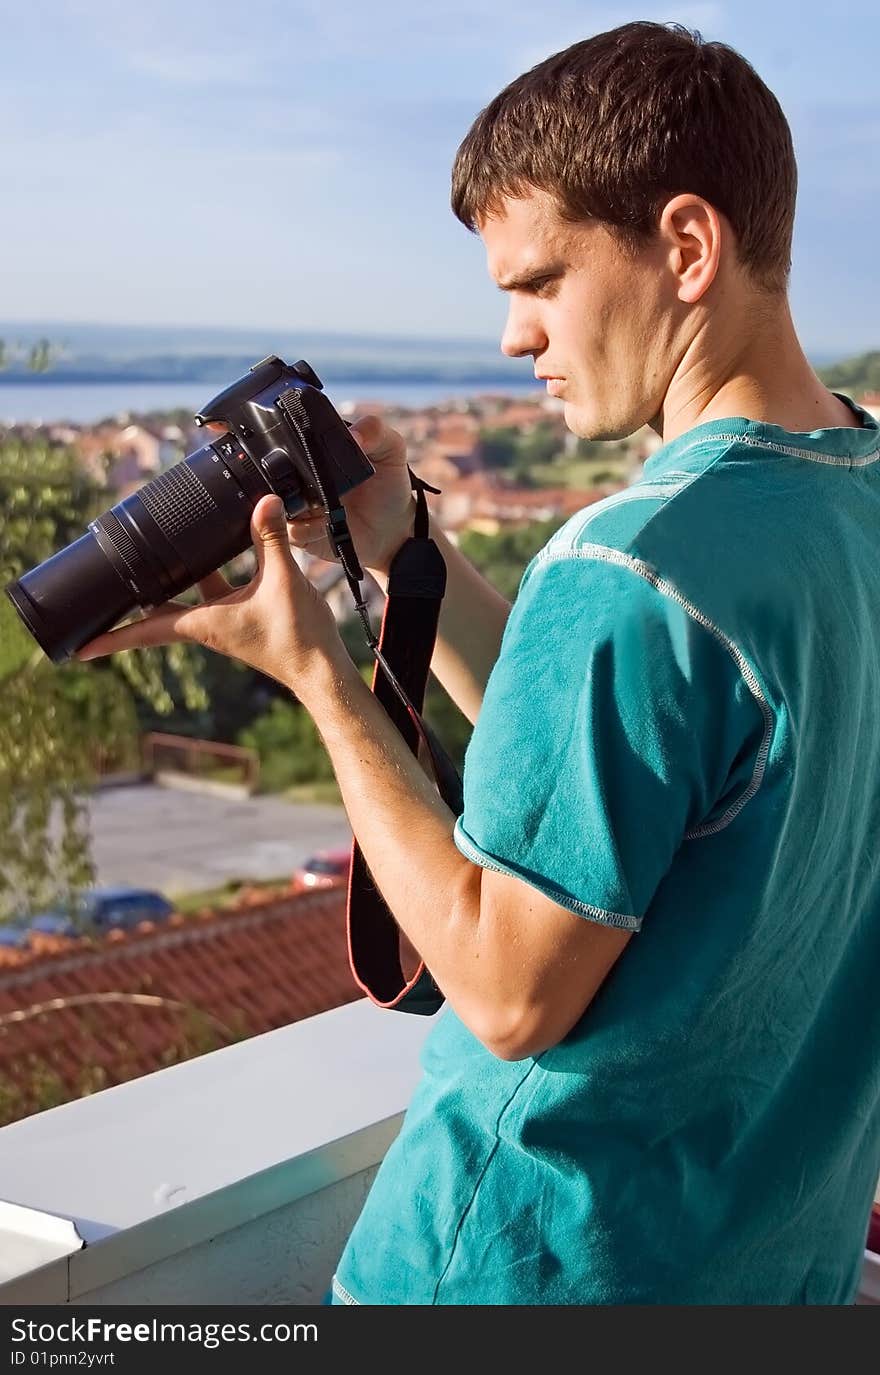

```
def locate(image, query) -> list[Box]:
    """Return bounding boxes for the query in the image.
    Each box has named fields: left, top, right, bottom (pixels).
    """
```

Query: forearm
left=369, top=518, right=510, bottom=726
left=298, top=654, right=493, bottom=1039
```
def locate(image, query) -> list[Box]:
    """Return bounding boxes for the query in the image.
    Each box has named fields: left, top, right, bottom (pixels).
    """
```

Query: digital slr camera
left=5, top=355, right=374, bottom=663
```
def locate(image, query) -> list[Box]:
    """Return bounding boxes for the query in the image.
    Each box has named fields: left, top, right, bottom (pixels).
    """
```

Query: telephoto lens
left=5, top=356, right=374, bottom=663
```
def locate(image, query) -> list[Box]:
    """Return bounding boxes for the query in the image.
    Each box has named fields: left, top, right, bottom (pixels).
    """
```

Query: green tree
left=478, top=426, right=520, bottom=468
left=818, top=350, right=880, bottom=397
left=27, top=339, right=53, bottom=373
left=133, top=646, right=280, bottom=744
left=573, top=437, right=606, bottom=461
left=0, top=438, right=207, bottom=925
left=238, top=697, right=336, bottom=792
left=517, top=422, right=563, bottom=467
left=458, top=517, right=563, bottom=603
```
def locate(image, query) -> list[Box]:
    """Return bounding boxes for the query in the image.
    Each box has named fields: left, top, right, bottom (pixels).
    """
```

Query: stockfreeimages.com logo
left=11, top=1318, right=317, bottom=1350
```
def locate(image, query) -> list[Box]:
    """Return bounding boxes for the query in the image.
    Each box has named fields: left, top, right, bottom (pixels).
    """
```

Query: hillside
left=818, top=350, right=880, bottom=396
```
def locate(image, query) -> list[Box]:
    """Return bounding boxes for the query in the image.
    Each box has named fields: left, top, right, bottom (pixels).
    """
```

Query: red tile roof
left=0, top=890, right=359, bottom=1125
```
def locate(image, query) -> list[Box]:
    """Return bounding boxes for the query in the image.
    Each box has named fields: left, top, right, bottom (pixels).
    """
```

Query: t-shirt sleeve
left=453, top=550, right=768, bottom=931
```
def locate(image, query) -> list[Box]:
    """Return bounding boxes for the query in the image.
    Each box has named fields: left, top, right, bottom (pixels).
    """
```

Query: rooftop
left=0, top=890, right=358, bottom=1123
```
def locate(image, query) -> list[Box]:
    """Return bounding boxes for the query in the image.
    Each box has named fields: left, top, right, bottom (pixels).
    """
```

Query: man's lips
left=539, top=377, right=566, bottom=396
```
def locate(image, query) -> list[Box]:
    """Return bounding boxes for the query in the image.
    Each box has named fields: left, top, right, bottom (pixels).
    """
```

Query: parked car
left=27, top=887, right=174, bottom=938
left=291, top=847, right=352, bottom=894
left=28, top=912, right=81, bottom=938
left=0, top=921, right=28, bottom=949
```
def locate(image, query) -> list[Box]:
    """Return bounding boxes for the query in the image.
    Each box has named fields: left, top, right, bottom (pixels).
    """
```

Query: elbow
left=483, top=1036, right=540, bottom=1064
left=477, top=1003, right=561, bottom=1063
left=477, top=989, right=597, bottom=1061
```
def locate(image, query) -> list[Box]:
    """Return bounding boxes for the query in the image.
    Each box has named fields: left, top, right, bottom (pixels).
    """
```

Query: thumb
left=252, top=495, right=294, bottom=573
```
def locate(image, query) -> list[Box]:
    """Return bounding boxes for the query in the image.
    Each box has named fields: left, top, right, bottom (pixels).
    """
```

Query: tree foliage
left=818, top=351, right=880, bottom=396
left=479, top=422, right=564, bottom=474
left=237, top=697, right=337, bottom=793
left=458, top=517, right=563, bottom=603
left=478, top=425, right=520, bottom=468
left=0, top=337, right=58, bottom=372
left=0, top=438, right=206, bottom=923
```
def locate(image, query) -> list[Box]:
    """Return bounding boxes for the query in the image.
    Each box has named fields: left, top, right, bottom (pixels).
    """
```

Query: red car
left=868, top=1203, right=880, bottom=1256
left=291, top=847, right=352, bottom=894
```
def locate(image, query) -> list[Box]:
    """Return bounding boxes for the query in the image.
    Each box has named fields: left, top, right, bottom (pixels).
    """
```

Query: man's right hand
left=286, top=413, right=418, bottom=579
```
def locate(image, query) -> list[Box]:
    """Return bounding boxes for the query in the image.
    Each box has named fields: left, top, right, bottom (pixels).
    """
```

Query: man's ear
left=657, top=194, right=724, bottom=304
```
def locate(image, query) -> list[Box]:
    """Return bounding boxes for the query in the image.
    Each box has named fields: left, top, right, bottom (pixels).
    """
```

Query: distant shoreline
left=0, top=370, right=541, bottom=388
left=0, top=376, right=545, bottom=426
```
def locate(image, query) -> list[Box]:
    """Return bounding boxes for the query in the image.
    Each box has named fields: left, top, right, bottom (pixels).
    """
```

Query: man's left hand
left=77, top=495, right=348, bottom=697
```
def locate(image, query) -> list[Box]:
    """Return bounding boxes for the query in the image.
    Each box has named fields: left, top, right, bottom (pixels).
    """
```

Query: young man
left=80, top=23, right=880, bottom=1303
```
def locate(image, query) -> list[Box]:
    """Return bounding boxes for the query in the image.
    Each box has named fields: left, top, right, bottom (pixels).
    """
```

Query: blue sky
left=4, top=1, right=878, bottom=355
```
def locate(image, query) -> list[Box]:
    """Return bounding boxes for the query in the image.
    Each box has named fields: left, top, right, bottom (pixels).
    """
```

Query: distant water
left=0, top=378, right=543, bottom=426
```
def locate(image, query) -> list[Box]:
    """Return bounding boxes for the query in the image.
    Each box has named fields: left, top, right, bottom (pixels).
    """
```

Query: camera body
left=5, top=356, right=374, bottom=663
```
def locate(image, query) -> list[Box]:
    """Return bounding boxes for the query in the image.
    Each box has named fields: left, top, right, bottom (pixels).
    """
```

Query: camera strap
left=278, top=389, right=458, bottom=1015
left=342, top=471, right=462, bottom=1016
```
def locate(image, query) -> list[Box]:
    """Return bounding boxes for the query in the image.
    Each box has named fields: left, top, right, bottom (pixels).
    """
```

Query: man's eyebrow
left=496, top=263, right=564, bottom=292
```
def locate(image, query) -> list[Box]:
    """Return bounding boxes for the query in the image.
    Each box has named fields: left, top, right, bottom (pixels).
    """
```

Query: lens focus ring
left=99, top=509, right=142, bottom=584
left=139, top=464, right=218, bottom=538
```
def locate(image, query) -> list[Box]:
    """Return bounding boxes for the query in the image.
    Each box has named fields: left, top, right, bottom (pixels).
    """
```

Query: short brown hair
left=451, top=21, right=797, bottom=292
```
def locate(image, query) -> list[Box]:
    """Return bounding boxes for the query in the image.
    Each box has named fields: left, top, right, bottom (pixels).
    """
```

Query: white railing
left=0, top=999, right=438, bottom=1304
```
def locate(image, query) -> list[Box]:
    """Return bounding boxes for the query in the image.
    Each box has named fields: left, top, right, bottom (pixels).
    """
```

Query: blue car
left=28, top=912, right=81, bottom=937
left=0, top=922, right=28, bottom=949
left=28, top=887, right=174, bottom=938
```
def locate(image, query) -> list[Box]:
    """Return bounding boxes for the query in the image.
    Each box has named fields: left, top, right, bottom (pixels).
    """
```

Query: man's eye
left=530, top=277, right=558, bottom=296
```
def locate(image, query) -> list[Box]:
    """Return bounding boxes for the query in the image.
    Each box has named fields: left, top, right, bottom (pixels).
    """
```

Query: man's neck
left=655, top=300, right=862, bottom=443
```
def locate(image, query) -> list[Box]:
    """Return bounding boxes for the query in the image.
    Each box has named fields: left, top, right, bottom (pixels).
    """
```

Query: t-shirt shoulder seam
left=532, top=537, right=775, bottom=841
left=536, top=437, right=738, bottom=565
left=628, top=438, right=739, bottom=551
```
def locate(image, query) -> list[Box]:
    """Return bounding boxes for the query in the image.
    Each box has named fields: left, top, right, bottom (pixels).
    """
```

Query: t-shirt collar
left=643, top=393, right=880, bottom=480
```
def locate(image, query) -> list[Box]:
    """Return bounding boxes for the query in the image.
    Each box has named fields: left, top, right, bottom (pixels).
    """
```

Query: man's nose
left=500, top=303, right=546, bottom=359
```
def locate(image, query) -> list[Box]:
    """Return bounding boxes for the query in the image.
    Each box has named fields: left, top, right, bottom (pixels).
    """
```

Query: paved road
left=81, top=783, right=352, bottom=899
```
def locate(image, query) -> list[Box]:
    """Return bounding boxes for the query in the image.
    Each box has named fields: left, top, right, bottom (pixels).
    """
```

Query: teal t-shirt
left=334, top=399, right=880, bottom=1305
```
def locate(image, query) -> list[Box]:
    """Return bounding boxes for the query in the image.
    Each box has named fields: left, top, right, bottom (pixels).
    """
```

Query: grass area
left=198, top=765, right=253, bottom=786
left=281, top=779, right=344, bottom=806
left=529, top=455, right=631, bottom=490
left=170, top=875, right=293, bottom=914
left=0, top=599, right=36, bottom=679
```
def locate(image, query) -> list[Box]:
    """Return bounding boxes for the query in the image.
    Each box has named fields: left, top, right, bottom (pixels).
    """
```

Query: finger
left=348, top=413, right=405, bottom=466
left=197, top=570, right=233, bottom=601
left=348, top=413, right=398, bottom=457
left=76, top=602, right=194, bottom=661
left=348, top=413, right=385, bottom=453
left=251, top=494, right=295, bottom=574
left=286, top=511, right=325, bottom=544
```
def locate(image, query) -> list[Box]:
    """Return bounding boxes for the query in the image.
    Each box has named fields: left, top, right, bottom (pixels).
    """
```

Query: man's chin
left=562, top=400, right=608, bottom=441
left=560, top=399, right=589, bottom=439
left=563, top=399, right=640, bottom=443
